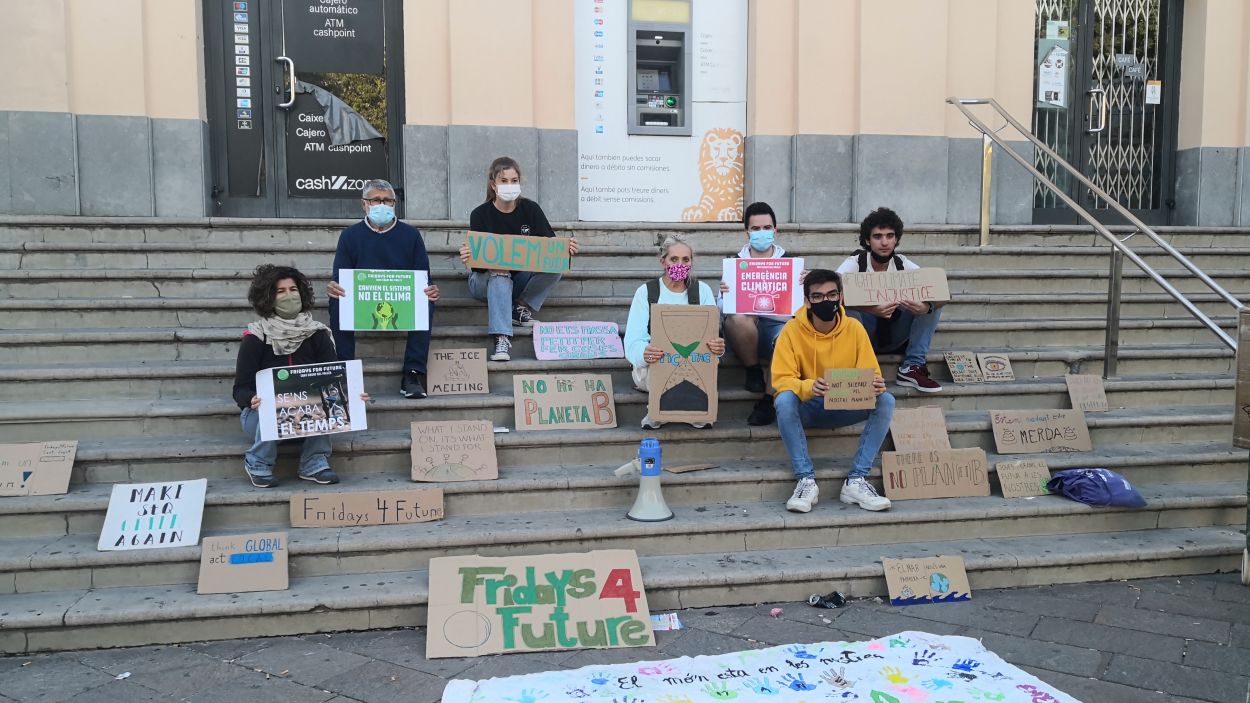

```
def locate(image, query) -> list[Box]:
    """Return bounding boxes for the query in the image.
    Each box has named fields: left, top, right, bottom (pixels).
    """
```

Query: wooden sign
left=255, top=360, right=367, bottom=441
left=336, top=269, right=430, bottom=331
left=465, top=232, right=571, bottom=274
left=890, top=407, right=951, bottom=451
left=720, top=257, right=805, bottom=316
left=882, top=448, right=991, bottom=500
left=1065, top=374, right=1109, bottom=413
left=647, top=304, right=720, bottom=425
left=882, top=555, right=972, bottom=606
left=427, top=348, right=489, bottom=395
left=991, top=409, right=1093, bottom=454
left=411, top=420, right=499, bottom=482
left=425, top=549, right=654, bottom=658
left=976, top=353, right=1015, bottom=382
left=840, top=267, right=951, bottom=307
left=97, top=479, right=207, bottom=551
left=1235, top=310, right=1250, bottom=449
left=197, top=531, right=289, bottom=595
left=944, top=351, right=983, bottom=383
left=823, top=368, right=876, bottom=410
left=533, top=321, right=625, bottom=360
left=996, top=459, right=1052, bottom=498
left=290, top=488, right=444, bottom=527
left=0, top=440, right=77, bottom=497
left=513, top=373, right=617, bottom=431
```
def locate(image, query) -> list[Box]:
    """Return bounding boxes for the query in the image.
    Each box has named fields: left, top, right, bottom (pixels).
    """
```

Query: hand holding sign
left=464, top=232, right=570, bottom=274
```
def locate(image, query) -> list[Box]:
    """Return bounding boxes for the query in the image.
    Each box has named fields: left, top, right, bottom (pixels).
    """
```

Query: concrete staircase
left=0, top=217, right=1245, bottom=655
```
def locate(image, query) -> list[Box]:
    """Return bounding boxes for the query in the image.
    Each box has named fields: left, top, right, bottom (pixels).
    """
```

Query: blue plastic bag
left=1045, top=468, right=1147, bottom=508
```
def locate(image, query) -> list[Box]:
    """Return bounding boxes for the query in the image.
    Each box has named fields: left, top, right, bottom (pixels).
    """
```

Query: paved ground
left=1, top=573, right=1247, bottom=703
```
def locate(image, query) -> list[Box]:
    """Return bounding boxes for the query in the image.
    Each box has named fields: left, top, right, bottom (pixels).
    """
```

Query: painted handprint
left=785, top=644, right=821, bottom=659
left=951, top=659, right=981, bottom=673
left=920, top=678, right=953, bottom=691
left=612, top=697, right=642, bottom=703
left=656, top=695, right=694, bottom=703
left=506, top=689, right=549, bottom=703
left=868, top=641, right=887, bottom=651
left=589, top=672, right=611, bottom=686
left=821, top=667, right=854, bottom=689
left=1016, top=684, right=1060, bottom=703
left=880, top=666, right=909, bottom=685
left=912, top=650, right=937, bottom=666
left=741, top=677, right=779, bottom=695
left=638, top=662, right=676, bottom=676
left=888, top=637, right=912, bottom=649
left=968, top=688, right=1005, bottom=701
left=870, top=692, right=902, bottom=703
left=890, top=685, right=929, bottom=702
left=701, top=682, right=738, bottom=700
left=778, top=672, right=817, bottom=691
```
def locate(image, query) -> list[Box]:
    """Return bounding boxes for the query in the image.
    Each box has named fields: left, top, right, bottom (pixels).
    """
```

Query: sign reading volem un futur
left=465, top=232, right=570, bottom=274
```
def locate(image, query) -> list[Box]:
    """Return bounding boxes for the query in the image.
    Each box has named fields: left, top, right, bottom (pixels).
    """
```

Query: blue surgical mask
left=749, top=228, right=775, bottom=252
left=367, top=204, right=395, bottom=226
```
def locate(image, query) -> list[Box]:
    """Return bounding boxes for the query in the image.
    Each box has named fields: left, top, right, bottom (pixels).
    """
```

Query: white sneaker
left=640, top=414, right=662, bottom=429
left=785, top=477, right=819, bottom=513
left=689, top=422, right=711, bottom=429
left=490, top=335, right=512, bottom=362
left=840, top=476, right=891, bottom=511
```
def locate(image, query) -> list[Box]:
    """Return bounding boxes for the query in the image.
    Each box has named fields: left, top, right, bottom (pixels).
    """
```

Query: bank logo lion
left=682, top=127, right=744, bottom=222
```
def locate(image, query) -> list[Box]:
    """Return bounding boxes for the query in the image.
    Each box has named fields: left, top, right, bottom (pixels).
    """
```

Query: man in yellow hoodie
left=771, top=269, right=895, bottom=512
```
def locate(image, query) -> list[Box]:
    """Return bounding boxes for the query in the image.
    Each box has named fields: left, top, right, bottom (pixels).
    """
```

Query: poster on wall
left=574, top=0, right=748, bottom=222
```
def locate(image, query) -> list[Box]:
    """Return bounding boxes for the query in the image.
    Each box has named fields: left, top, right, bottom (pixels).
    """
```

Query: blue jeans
left=329, top=300, right=434, bottom=374
left=468, top=270, right=563, bottom=336
left=240, top=407, right=332, bottom=478
left=850, top=306, right=942, bottom=369
left=774, top=390, right=895, bottom=480
left=756, top=317, right=787, bottom=359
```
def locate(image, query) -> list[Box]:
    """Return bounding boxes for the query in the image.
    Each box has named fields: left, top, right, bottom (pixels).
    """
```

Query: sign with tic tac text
left=991, top=409, right=1093, bottom=454
left=336, top=269, right=430, bottom=332
left=411, top=420, right=499, bottom=482
left=514, top=374, right=617, bottom=431
left=98, top=479, right=207, bottom=551
left=465, top=232, right=571, bottom=274
left=720, top=257, right=805, bottom=316
left=882, top=555, right=972, bottom=606
left=841, top=268, right=951, bottom=307
left=647, top=304, right=720, bottom=425
left=823, top=368, right=877, bottom=410
left=427, top=348, right=489, bottom=395
left=290, top=489, right=444, bottom=527
left=533, top=321, right=625, bottom=360
left=197, top=531, right=289, bottom=595
left=882, top=448, right=990, bottom=500
left=0, top=440, right=77, bottom=497
left=996, top=459, right=1052, bottom=499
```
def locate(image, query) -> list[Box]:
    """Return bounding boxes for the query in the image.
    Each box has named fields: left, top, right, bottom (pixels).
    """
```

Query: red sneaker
left=896, top=364, right=942, bottom=393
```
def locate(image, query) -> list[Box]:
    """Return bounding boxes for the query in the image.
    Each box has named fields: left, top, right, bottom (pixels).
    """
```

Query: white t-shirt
left=835, top=252, right=921, bottom=274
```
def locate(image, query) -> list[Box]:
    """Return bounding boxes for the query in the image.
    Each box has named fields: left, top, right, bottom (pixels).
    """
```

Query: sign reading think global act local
left=336, top=269, right=430, bottom=331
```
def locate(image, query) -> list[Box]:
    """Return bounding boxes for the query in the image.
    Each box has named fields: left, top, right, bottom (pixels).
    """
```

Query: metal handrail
left=947, top=97, right=1242, bottom=378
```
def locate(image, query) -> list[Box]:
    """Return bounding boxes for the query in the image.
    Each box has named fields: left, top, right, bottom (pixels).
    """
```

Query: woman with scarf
left=623, top=234, right=725, bottom=429
left=232, top=264, right=368, bottom=488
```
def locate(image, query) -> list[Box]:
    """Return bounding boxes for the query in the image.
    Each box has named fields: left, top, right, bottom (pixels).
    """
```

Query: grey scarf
left=247, top=313, right=331, bottom=355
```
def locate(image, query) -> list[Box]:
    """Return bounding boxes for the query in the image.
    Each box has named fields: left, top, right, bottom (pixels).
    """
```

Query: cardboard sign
left=1065, top=374, right=1109, bottom=413
left=514, top=373, right=617, bottom=431
left=882, top=555, right=972, bottom=606
left=1235, top=310, right=1250, bottom=449
left=720, top=257, right=805, bottom=316
left=290, top=489, right=444, bottom=527
left=840, top=268, right=951, bottom=307
left=255, top=360, right=367, bottom=442
left=425, top=549, right=654, bottom=658
left=996, top=459, right=1052, bottom=498
left=882, top=448, right=991, bottom=500
left=0, top=440, right=77, bottom=497
left=427, top=348, right=489, bottom=395
left=411, top=420, right=499, bottom=482
left=944, top=351, right=983, bottom=383
left=336, top=269, right=430, bottom=331
left=890, top=407, right=951, bottom=451
left=991, top=409, right=1093, bottom=454
left=97, top=479, right=207, bottom=551
left=976, top=353, right=1015, bottom=382
left=465, top=232, right=570, bottom=274
left=533, top=321, right=625, bottom=360
left=197, top=531, right=289, bottom=594
left=647, top=304, right=720, bottom=425
left=823, top=368, right=877, bottom=410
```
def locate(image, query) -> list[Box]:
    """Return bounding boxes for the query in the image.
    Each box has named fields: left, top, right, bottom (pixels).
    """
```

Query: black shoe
left=247, top=471, right=278, bottom=488
left=300, top=469, right=340, bottom=485
left=747, top=396, right=776, bottom=426
left=401, top=370, right=427, bottom=398
left=744, top=365, right=766, bottom=393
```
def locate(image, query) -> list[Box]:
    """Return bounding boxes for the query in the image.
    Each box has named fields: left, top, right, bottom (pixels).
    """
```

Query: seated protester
left=772, top=269, right=895, bottom=513
left=835, top=207, right=944, bottom=393
left=624, top=234, right=725, bottom=429
left=327, top=179, right=441, bottom=399
left=721, top=201, right=801, bottom=427
left=458, top=156, right=580, bottom=362
left=233, top=264, right=369, bottom=488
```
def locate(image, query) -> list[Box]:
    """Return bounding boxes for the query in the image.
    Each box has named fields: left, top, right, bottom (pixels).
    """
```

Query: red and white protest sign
left=721, top=257, right=805, bottom=316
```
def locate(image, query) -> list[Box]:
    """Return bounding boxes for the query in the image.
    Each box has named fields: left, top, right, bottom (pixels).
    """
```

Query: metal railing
left=947, top=97, right=1243, bottom=378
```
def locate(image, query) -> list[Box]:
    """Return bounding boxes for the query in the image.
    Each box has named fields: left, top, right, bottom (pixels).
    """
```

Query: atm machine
left=627, top=0, right=692, bottom=136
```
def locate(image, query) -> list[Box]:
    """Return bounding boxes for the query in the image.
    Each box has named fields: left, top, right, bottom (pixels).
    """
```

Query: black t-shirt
left=468, top=198, right=556, bottom=272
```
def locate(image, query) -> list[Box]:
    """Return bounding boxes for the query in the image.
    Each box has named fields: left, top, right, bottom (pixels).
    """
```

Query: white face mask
left=496, top=183, right=522, bottom=202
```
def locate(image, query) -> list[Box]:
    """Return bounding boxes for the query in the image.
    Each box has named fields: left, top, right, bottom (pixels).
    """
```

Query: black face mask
left=870, top=250, right=894, bottom=264
left=810, top=300, right=840, bottom=322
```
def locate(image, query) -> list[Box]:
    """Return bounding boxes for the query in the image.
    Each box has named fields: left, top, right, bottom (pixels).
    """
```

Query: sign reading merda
left=514, top=374, right=617, bottom=431
left=255, top=360, right=367, bottom=442
left=1065, top=373, right=1109, bottom=412
left=823, top=368, right=876, bottom=410
left=720, top=257, right=805, bottom=316
left=996, top=459, right=1052, bottom=498
left=647, top=304, right=720, bottom=425
left=533, top=322, right=625, bottom=360
left=427, top=348, right=489, bottom=395
left=882, top=448, right=990, bottom=500
left=465, top=232, right=570, bottom=274
left=97, top=479, right=207, bottom=551
left=840, top=268, right=951, bottom=307
left=882, top=555, right=972, bottom=606
left=336, top=269, right=430, bottom=331
left=944, top=351, right=983, bottom=383
left=411, top=420, right=499, bottom=482
left=197, top=531, right=289, bottom=595
left=991, top=409, right=1093, bottom=454
left=0, top=440, right=77, bottom=497
left=290, top=489, right=444, bottom=527
left=425, top=549, right=654, bottom=659
left=890, top=407, right=951, bottom=451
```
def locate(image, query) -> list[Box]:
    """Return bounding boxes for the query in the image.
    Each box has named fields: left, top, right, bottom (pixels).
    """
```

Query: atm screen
left=657, top=69, right=672, bottom=92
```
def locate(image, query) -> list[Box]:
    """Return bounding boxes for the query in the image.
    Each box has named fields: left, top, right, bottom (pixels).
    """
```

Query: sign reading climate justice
left=336, top=269, right=430, bottom=331
left=720, top=257, right=805, bottom=316
left=841, top=268, right=951, bottom=307
left=465, top=232, right=570, bottom=274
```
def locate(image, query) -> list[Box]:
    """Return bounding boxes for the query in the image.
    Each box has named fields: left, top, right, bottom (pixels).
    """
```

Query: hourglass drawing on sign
left=649, top=304, right=719, bottom=423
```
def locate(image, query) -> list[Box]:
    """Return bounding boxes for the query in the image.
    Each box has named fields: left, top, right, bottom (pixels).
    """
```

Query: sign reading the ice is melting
left=465, top=232, right=570, bottom=274
left=97, top=479, right=207, bottom=551
left=425, top=549, right=654, bottom=659
left=514, top=373, right=617, bottom=431
left=336, top=269, right=430, bottom=331
left=533, top=322, right=625, bottom=360
left=427, top=348, right=489, bottom=395
left=841, top=268, right=951, bottom=307
left=720, top=257, right=805, bottom=316
left=255, top=360, right=367, bottom=442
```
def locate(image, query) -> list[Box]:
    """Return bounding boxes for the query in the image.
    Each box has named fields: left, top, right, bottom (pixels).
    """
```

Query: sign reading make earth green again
left=337, top=269, right=430, bottom=331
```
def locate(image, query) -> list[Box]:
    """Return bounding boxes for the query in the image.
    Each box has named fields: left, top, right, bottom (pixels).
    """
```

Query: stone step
left=0, top=374, right=1233, bottom=443
left=0, top=526, right=1241, bottom=653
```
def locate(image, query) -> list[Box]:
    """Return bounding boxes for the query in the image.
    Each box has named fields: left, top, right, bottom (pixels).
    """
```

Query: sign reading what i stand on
left=98, top=479, right=207, bottom=551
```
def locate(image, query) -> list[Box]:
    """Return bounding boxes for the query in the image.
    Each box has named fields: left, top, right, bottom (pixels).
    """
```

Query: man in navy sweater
left=327, top=179, right=441, bottom=398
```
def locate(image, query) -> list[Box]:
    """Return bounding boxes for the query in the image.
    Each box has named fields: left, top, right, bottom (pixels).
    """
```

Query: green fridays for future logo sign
left=336, top=269, right=430, bottom=331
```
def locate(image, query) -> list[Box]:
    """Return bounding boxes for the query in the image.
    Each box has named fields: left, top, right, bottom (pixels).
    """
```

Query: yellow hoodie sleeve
left=771, top=321, right=816, bottom=401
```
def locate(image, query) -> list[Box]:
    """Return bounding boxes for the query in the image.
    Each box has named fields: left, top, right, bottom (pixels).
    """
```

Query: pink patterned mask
left=665, top=263, right=691, bottom=282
